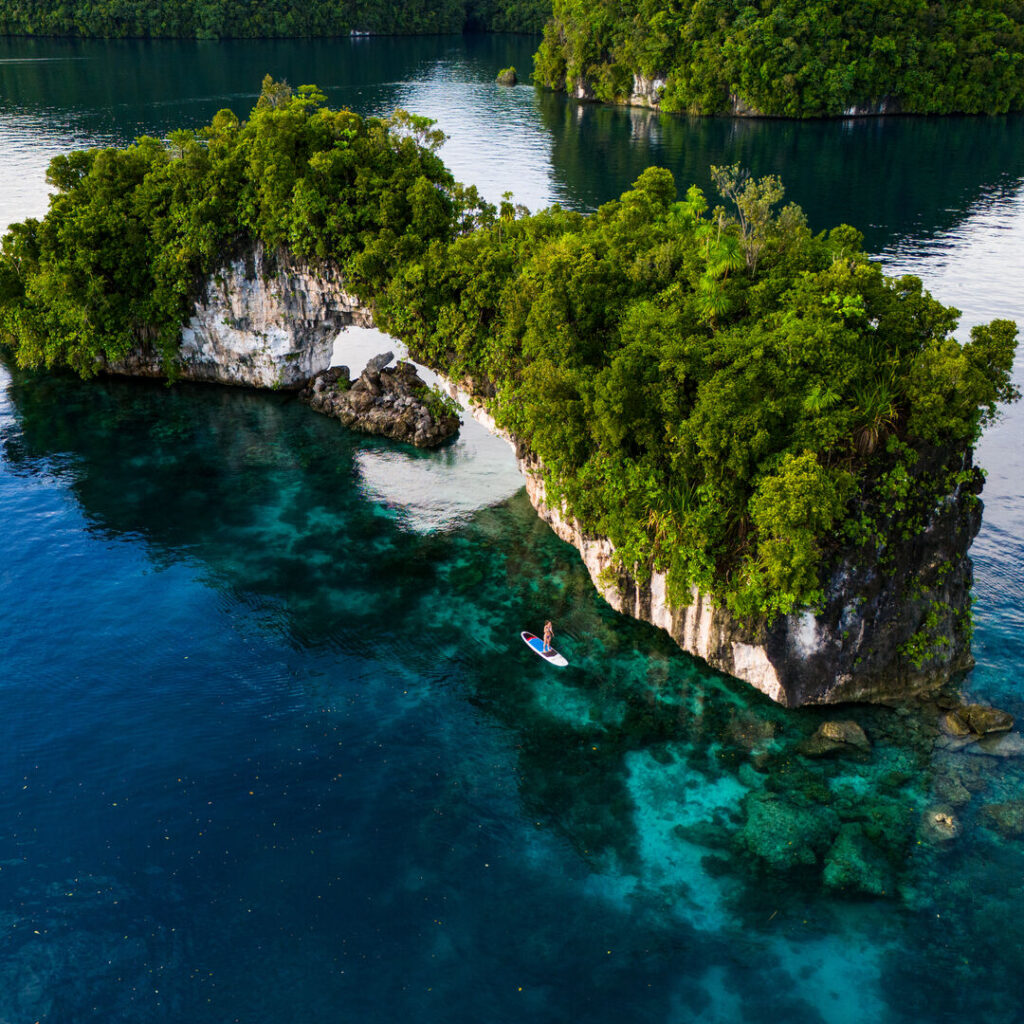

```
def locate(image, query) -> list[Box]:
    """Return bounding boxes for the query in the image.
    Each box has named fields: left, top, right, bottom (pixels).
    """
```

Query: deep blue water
left=1, top=33, right=1024, bottom=1024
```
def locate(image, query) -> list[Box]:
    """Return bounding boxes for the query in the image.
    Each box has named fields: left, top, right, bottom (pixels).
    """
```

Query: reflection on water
left=2, top=33, right=1023, bottom=252
left=535, top=93, right=1024, bottom=253
left=355, top=439, right=521, bottom=533
left=0, top=34, right=544, bottom=227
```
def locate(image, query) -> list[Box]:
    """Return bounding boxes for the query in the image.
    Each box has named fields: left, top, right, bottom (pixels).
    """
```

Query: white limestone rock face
left=843, top=96, right=901, bottom=116
left=570, top=75, right=902, bottom=120
left=110, top=245, right=373, bottom=389
left=630, top=75, right=666, bottom=108
left=729, top=93, right=764, bottom=117
left=573, top=77, right=595, bottom=101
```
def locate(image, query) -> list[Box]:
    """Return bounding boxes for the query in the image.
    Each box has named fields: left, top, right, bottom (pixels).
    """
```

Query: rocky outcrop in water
left=800, top=720, right=871, bottom=758
left=301, top=353, right=460, bottom=448
left=108, top=245, right=372, bottom=389
left=823, top=822, right=894, bottom=895
left=946, top=704, right=1014, bottom=736
left=935, top=702, right=1023, bottom=756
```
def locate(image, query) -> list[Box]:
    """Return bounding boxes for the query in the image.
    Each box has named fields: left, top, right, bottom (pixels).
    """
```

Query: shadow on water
left=3, top=360, right=1024, bottom=1022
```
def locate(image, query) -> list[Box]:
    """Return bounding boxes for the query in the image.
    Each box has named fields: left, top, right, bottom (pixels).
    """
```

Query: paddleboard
left=521, top=631, right=568, bottom=667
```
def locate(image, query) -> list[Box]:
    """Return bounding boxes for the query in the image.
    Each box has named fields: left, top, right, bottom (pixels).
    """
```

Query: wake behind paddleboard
left=521, top=631, right=568, bottom=667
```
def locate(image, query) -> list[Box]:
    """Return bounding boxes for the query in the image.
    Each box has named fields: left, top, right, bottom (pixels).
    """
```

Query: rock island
left=0, top=80, right=1017, bottom=705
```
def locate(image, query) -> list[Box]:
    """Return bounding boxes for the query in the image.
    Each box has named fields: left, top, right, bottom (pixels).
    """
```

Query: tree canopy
left=0, top=77, right=490, bottom=376
left=5, top=0, right=1022, bottom=116
left=0, top=84, right=1018, bottom=623
left=375, top=164, right=1018, bottom=618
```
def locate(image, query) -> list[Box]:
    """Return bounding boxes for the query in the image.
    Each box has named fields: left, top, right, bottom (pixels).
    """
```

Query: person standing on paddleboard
left=543, top=620, right=554, bottom=653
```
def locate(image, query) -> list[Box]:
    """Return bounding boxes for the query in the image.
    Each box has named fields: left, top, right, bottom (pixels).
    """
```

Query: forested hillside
left=0, top=0, right=550, bottom=38
left=0, top=82, right=1017, bottom=625
left=533, top=0, right=1024, bottom=116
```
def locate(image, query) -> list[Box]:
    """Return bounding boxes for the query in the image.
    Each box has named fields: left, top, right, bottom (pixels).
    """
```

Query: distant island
left=0, top=80, right=1018, bottom=704
left=534, top=0, right=1024, bottom=116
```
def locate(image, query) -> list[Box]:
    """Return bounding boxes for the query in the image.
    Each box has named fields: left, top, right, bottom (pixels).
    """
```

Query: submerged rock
left=980, top=802, right=1024, bottom=838
left=936, top=704, right=1018, bottom=754
left=934, top=733, right=977, bottom=752
left=921, top=806, right=961, bottom=842
left=737, top=792, right=839, bottom=871
left=970, top=732, right=1024, bottom=758
left=956, top=704, right=1014, bottom=736
left=301, top=355, right=461, bottom=448
left=940, top=711, right=974, bottom=737
left=933, top=772, right=972, bottom=808
left=799, top=720, right=871, bottom=758
left=823, top=822, right=894, bottom=896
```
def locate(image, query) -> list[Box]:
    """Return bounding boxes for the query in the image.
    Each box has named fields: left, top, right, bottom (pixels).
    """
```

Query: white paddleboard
left=521, top=631, right=568, bottom=667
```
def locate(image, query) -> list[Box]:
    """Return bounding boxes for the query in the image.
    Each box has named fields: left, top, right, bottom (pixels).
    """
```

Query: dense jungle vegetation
left=533, top=0, right=1024, bottom=115
left=0, top=0, right=550, bottom=38
left=0, top=83, right=1018, bottom=622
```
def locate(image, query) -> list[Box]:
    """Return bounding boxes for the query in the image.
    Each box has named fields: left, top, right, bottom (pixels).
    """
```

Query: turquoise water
left=1, top=33, right=1024, bottom=1024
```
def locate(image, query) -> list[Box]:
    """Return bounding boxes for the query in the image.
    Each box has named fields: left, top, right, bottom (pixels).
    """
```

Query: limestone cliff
left=570, top=74, right=903, bottom=119
left=109, top=245, right=372, bottom=388
left=445, top=382, right=982, bottom=707
left=631, top=75, right=667, bottom=109
left=522, top=449, right=980, bottom=706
